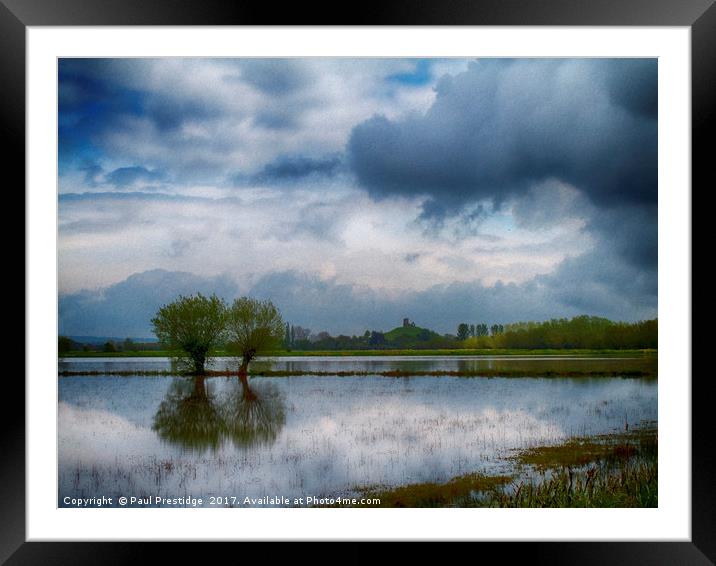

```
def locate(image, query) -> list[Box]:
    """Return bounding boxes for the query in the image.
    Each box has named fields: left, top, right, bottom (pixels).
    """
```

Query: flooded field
left=59, top=354, right=656, bottom=375
left=58, top=356, right=657, bottom=508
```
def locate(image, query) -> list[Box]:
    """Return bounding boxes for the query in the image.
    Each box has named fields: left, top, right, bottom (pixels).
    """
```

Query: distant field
left=59, top=348, right=657, bottom=358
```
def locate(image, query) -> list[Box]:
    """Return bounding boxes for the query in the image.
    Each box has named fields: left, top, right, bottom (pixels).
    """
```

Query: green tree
left=225, top=297, right=284, bottom=375
left=151, top=293, right=227, bottom=374
left=368, top=331, right=386, bottom=347
left=457, top=323, right=470, bottom=341
left=284, top=322, right=291, bottom=349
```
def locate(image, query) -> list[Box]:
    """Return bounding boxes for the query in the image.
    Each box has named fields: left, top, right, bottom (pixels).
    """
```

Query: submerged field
left=58, top=355, right=657, bottom=508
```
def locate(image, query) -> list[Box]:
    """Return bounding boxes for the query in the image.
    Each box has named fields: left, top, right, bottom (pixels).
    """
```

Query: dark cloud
left=587, top=204, right=657, bottom=272
left=347, top=59, right=657, bottom=212
left=540, top=245, right=657, bottom=317
left=258, top=154, right=343, bottom=182
left=58, top=59, right=146, bottom=169
left=106, top=166, right=165, bottom=188
left=254, top=109, right=302, bottom=130
left=508, top=181, right=657, bottom=272
left=59, top=58, right=227, bottom=177
left=237, top=59, right=313, bottom=96
left=599, top=59, right=658, bottom=119
left=234, top=154, right=345, bottom=186
left=59, top=269, right=239, bottom=338
left=146, top=95, right=224, bottom=132
left=251, top=95, right=323, bottom=131
left=168, top=239, right=192, bottom=258
left=78, top=161, right=104, bottom=187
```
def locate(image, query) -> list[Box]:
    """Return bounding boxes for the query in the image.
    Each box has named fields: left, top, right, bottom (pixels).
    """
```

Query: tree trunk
left=192, top=375, right=208, bottom=400
left=192, top=353, right=206, bottom=375
left=238, top=372, right=257, bottom=401
left=239, top=351, right=254, bottom=376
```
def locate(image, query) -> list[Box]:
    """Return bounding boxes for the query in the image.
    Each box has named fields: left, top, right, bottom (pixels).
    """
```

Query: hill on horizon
left=383, top=324, right=442, bottom=347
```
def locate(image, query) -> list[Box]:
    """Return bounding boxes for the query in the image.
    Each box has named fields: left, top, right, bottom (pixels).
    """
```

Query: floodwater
left=58, top=356, right=657, bottom=508
left=59, top=354, right=656, bottom=374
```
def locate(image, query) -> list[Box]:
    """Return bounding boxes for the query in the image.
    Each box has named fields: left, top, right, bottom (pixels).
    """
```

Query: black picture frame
left=6, top=0, right=709, bottom=562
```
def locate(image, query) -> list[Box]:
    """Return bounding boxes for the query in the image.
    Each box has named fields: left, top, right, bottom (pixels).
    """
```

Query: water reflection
left=222, top=376, right=286, bottom=448
left=59, top=374, right=657, bottom=507
left=152, top=375, right=285, bottom=451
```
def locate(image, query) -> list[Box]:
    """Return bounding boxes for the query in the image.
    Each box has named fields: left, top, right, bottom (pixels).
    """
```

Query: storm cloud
left=234, top=154, right=346, bottom=186
left=348, top=59, right=657, bottom=211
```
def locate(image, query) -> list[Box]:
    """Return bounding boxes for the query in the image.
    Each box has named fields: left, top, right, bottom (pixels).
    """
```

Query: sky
left=58, top=58, right=658, bottom=338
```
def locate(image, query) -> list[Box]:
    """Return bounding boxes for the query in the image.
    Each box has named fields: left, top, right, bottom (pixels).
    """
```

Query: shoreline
left=59, top=348, right=657, bottom=359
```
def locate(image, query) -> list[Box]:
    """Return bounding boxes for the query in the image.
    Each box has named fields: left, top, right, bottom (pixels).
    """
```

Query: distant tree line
left=456, top=323, right=503, bottom=341
left=280, top=316, right=656, bottom=351
left=58, top=336, right=163, bottom=354
left=280, top=325, right=454, bottom=351
left=60, top=313, right=658, bottom=356
left=458, top=316, right=657, bottom=350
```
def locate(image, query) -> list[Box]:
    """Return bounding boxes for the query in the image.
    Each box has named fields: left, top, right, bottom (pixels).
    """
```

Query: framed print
left=8, top=0, right=711, bottom=562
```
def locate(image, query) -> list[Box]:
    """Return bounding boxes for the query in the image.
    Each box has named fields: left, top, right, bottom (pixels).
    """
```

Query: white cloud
left=59, top=182, right=594, bottom=296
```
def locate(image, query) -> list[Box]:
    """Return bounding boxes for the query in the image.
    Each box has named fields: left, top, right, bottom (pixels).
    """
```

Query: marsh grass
left=486, top=427, right=658, bottom=507
left=351, top=427, right=657, bottom=508
left=487, top=459, right=657, bottom=508
left=344, top=473, right=513, bottom=508
left=510, top=427, right=657, bottom=470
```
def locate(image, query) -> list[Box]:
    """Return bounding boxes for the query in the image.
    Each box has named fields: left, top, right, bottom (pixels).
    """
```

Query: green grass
left=60, top=348, right=657, bottom=358
left=485, top=460, right=657, bottom=508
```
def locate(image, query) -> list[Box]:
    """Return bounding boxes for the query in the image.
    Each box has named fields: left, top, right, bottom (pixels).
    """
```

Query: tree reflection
left=152, top=375, right=285, bottom=452
left=221, top=375, right=286, bottom=448
left=152, top=376, right=223, bottom=451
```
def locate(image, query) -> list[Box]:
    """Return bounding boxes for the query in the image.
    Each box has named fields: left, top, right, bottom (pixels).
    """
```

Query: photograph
left=56, top=56, right=659, bottom=510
